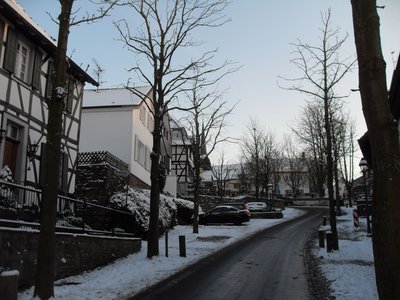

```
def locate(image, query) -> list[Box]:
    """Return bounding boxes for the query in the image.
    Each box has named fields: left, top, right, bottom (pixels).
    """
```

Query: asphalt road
left=130, top=207, right=328, bottom=300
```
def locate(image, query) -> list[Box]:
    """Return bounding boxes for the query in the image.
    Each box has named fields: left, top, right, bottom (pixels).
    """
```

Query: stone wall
left=0, top=228, right=141, bottom=289
left=76, top=163, right=150, bottom=207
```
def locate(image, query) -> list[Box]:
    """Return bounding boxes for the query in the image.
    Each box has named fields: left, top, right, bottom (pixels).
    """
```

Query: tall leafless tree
left=181, top=73, right=236, bottom=234
left=338, top=117, right=356, bottom=207
left=240, top=119, right=264, bottom=200
left=212, top=151, right=235, bottom=201
left=351, top=1, right=400, bottom=298
left=115, top=0, right=230, bottom=257
left=33, top=1, right=115, bottom=298
left=292, top=102, right=326, bottom=197
left=240, top=119, right=280, bottom=200
left=280, top=9, right=355, bottom=250
left=281, top=136, right=308, bottom=197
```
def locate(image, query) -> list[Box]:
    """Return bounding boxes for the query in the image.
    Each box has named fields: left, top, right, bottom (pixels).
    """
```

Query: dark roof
left=0, top=0, right=98, bottom=86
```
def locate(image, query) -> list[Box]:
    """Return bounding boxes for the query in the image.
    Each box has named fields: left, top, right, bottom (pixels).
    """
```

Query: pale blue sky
left=19, top=0, right=400, bottom=164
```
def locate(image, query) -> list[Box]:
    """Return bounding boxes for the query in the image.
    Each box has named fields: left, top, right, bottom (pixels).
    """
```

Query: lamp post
left=267, top=183, right=273, bottom=211
left=253, top=127, right=259, bottom=201
left=359, top=158, right=371, bottom=234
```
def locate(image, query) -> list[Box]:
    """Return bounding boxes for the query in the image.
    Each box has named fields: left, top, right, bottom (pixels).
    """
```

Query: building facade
left=80, top=87, right=173, bottom=190
left=0, top=0, right=96, bottom=194
left=170, top=118, right=194, bottom=196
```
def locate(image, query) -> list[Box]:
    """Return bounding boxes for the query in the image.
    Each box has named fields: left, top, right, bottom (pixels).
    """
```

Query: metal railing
left=0, top=180, right=135, bottom=237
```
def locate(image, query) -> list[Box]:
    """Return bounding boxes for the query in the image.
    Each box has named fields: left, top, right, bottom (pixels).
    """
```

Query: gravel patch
left=304, top=231, right=335, bottom=300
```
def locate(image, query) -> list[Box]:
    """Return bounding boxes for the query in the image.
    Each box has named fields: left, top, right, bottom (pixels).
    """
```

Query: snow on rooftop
left=83, top=86, right=152, bottom=108
left=6, top=0, right=57, bottom=46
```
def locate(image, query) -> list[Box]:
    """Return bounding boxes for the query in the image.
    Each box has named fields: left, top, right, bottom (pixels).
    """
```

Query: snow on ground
left=313, top=207, right=378, bottom=300
left=19, top=208, right=304, bottom=300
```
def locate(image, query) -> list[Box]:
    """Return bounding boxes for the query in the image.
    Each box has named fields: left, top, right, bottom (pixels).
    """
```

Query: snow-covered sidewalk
left=313, top=207, right=378, bottom=300
left=19, top=208, right=304, bottom=300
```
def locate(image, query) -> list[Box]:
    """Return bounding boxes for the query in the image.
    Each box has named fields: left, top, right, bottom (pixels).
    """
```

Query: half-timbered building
left=0, top=0, right=97, bottom=194
left=170, top=118, right=194, bottom=196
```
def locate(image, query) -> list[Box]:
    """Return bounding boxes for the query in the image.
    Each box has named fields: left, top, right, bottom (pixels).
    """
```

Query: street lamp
left=359, top=158, right=371, bottom=234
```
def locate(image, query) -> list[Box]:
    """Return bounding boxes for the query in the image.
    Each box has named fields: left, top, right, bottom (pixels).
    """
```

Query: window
left=3, top=27, right=39, bottom=86
left=139, top=106, right=146, bottom=126
left=7, top=124, right=20, bottom=140
left=135, top=135, right=145, bottom=167
left=15, top=40, right=30, bottom=81
left=147, top=112, right=154, bottom=132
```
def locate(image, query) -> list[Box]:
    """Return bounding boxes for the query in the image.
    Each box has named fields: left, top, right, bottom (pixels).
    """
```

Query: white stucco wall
left=80, top=104, right=154, bottom=186
left=80, top=107, right=133, bottom=167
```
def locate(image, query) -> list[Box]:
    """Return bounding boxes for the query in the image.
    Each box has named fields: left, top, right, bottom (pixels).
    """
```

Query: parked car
left=199, top=205, right=250, bottom=225
left=247, top=202, right=267, bottom=212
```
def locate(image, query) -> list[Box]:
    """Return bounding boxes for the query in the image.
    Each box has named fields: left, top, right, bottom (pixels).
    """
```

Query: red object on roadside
left=353, top=209, right=359, bottom=228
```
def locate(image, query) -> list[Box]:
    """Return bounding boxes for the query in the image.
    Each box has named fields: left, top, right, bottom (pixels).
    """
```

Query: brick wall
left=0, top=228, right=141, bottom=289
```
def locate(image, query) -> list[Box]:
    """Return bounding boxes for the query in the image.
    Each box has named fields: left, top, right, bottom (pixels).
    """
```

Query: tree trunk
left=351, top=1, right=400, bottom=298
left=324, top=100, right=339, bottom=249
left=34, top=1, right=73, bottom=298
left=192, top=146, right=201, bottom=234
left=147, top=85, right=162, bottom=258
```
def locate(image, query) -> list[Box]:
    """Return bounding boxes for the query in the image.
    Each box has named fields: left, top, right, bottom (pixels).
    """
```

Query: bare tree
left=114, top=0, right=230, bottom=257
left=240, top=119, right=263, bottom=200
left=339, top=118, right=356, bottom=207
left=181, top=73, right=236, bottom=234
left=237, top=156, right=252, bottom=194
left=351, top=1, right=400, bottom=298
left=292, top=102, right=326, bottom=197
left=241, top=119, right=279, bottom=201
left=211, top=152, right=234, bottom=201
left=280, top=9, right=355, bottom=250
left=33, top=1, right=115, bottom=298
left=281, top=136, right=308, bottom=197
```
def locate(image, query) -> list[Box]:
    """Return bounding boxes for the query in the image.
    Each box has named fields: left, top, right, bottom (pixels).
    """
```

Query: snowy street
left=18, top=207, right=378, bottom=300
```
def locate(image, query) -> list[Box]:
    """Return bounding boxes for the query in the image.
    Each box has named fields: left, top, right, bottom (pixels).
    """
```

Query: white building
left=80, top=87, right=174, bottom=192
left=0, top=0, right=97, bottom=194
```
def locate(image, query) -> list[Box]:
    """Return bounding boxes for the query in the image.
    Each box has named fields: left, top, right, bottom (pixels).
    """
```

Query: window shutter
left=39, top=142, right=47, bottom=186
left=3, top=27, right=17, bottom=73
left=45, top=61, right=54, bottom=99
left=32, top=49, right=42, bottom=90
left=0, top=20, right=4, bottom=58
left=66, top=78, right=74, bottom=113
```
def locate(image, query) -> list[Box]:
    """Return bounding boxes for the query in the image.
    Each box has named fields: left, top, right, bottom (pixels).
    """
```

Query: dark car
left=199, top=205, right=250, bottom=225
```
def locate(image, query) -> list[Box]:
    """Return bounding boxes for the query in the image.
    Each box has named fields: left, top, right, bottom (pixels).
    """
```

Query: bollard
left=179, top=235, right=186, bottom=257
left=318, top=228, right=325, bottom=248
left=326, top=231, right=334, bottom=252
left=165, top=230, right=168, bottom=257
left=353, top=209, right=359, bottom=228
left=0, top=270, right=19, bottom=300
left=322, top=216, right=327, bottom=226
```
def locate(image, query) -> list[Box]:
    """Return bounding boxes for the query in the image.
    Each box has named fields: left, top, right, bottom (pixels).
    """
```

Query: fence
left=78, top=151, right=129, bottom=171
left=0, top=180, right=135, bottom=237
